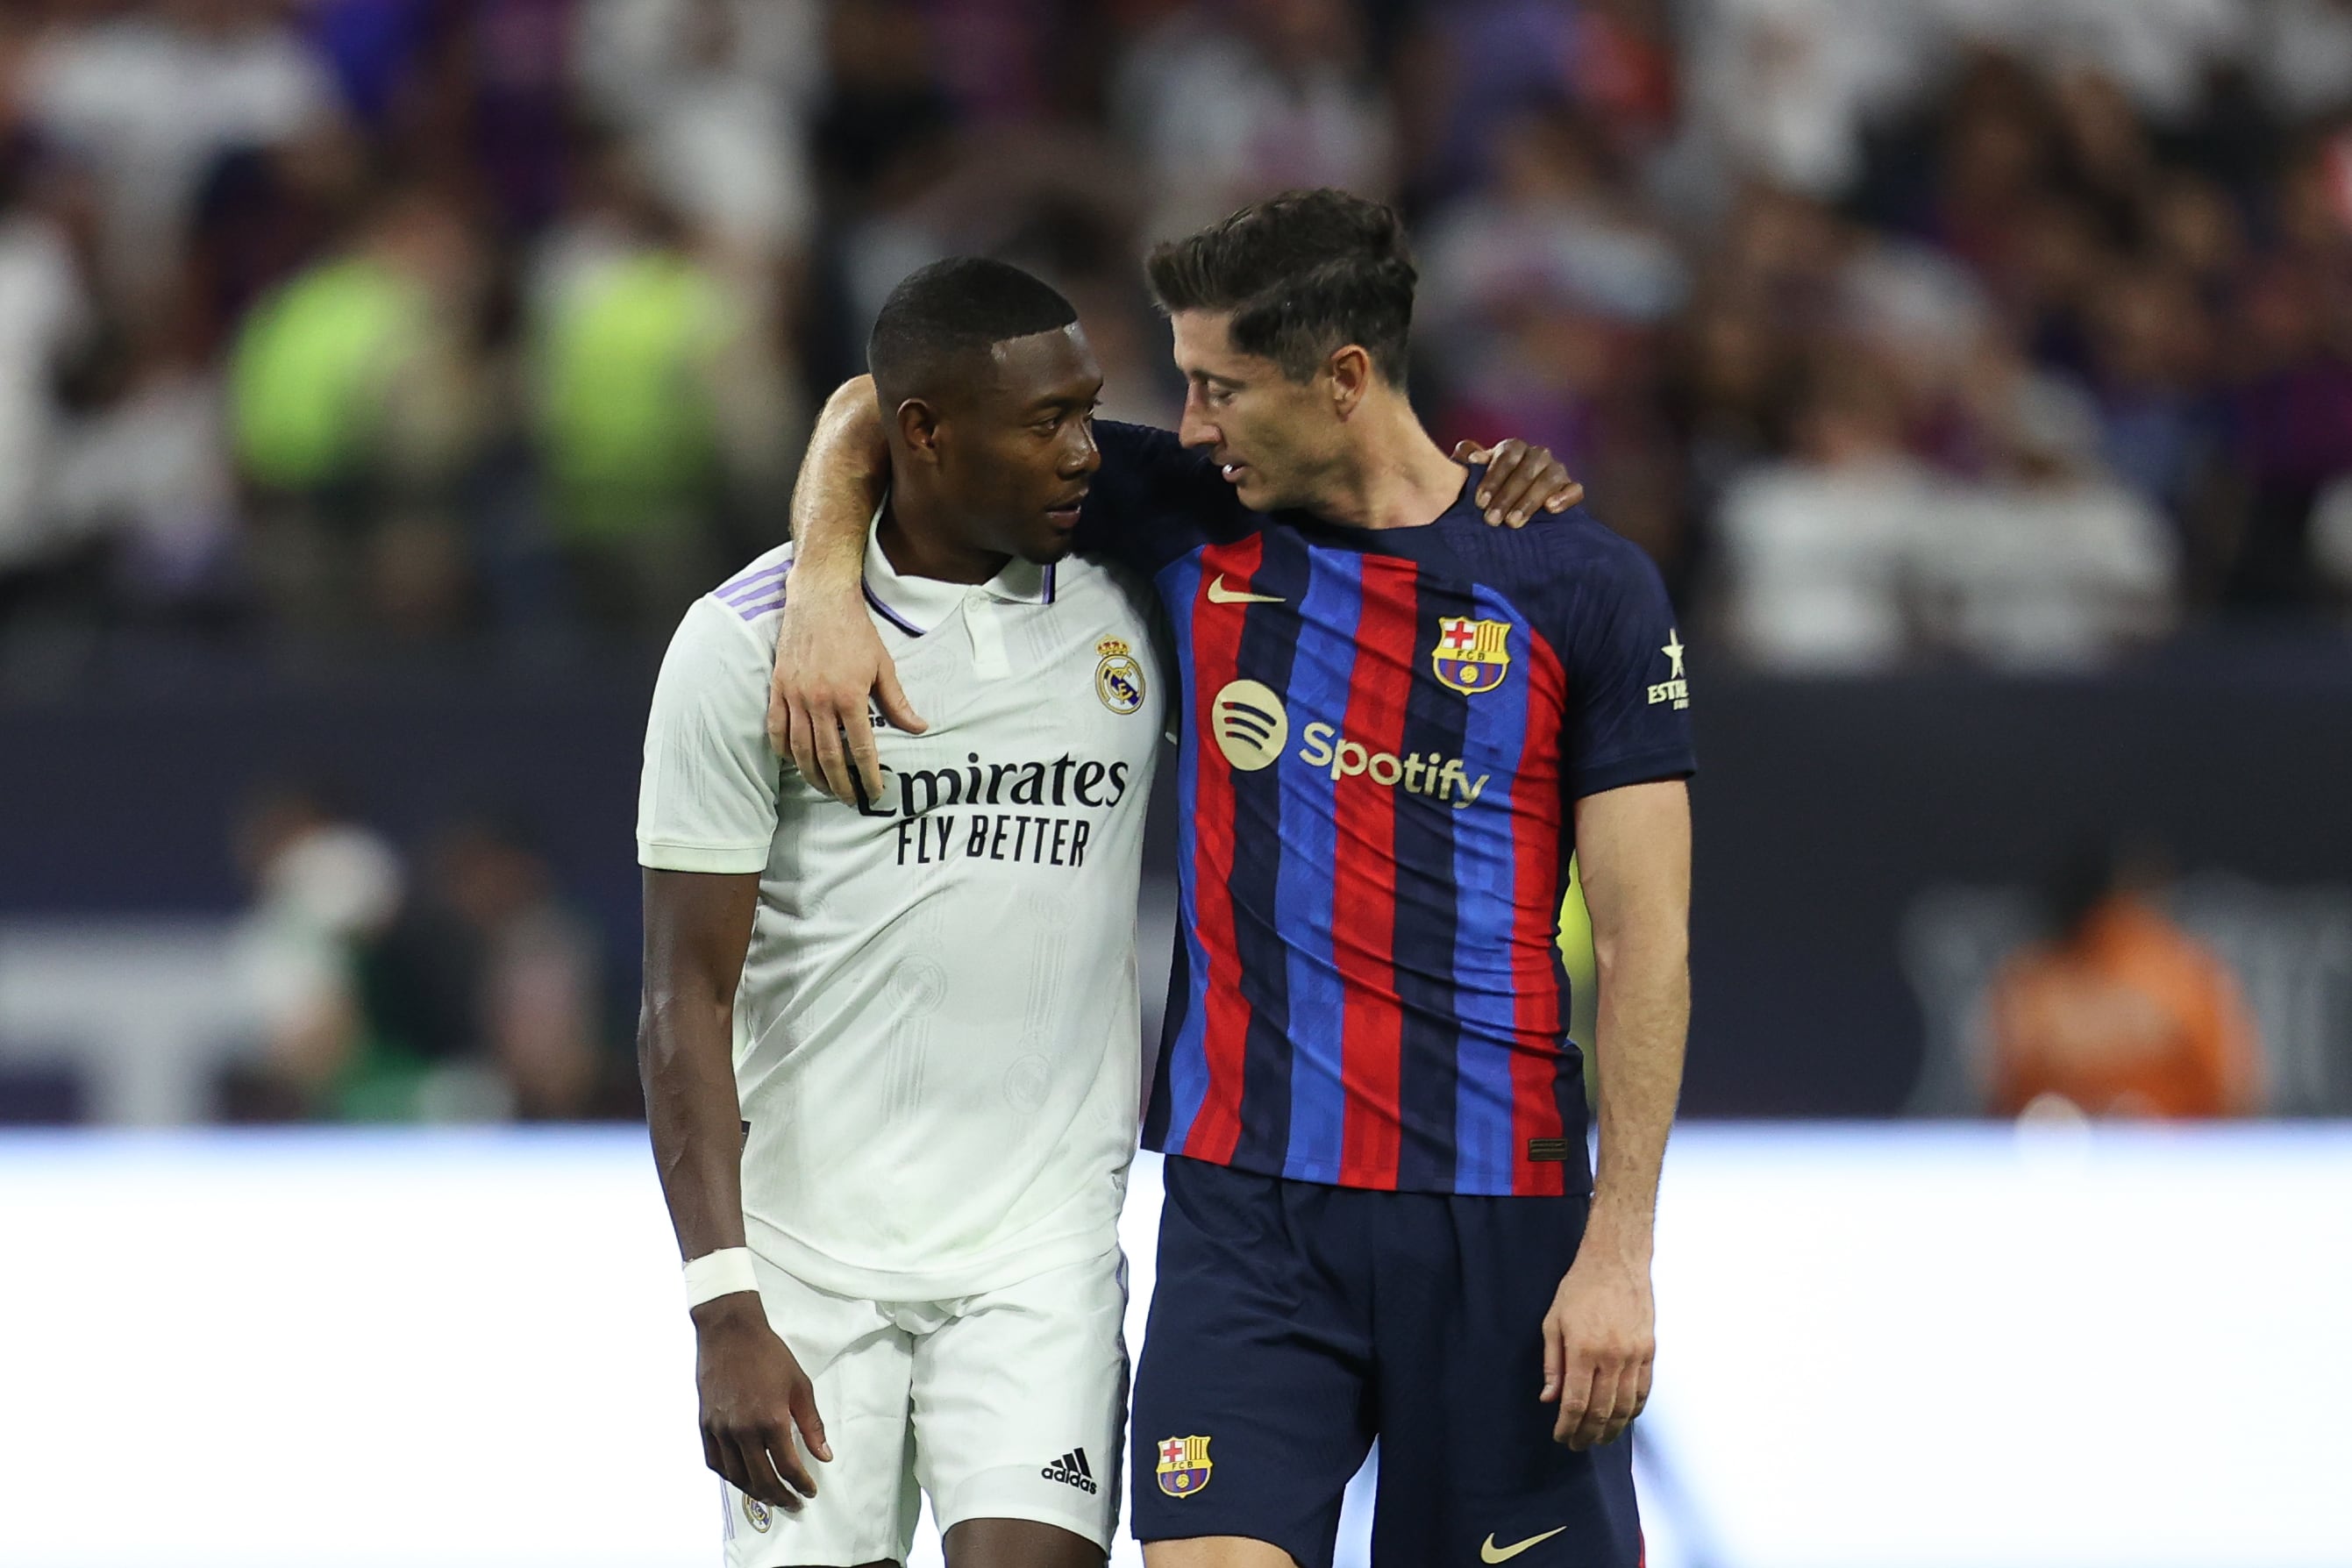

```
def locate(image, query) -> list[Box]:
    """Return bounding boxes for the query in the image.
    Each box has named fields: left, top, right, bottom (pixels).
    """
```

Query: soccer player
left=638, top=259, right=1156, bottom=1568
left=770, top=191, right=1692, bottom=1568
left=638, top=252, right=1581, bottom=1568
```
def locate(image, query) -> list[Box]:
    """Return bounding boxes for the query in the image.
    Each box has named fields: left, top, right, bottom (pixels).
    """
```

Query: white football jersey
left=638, top=517, right=1165, bottom=1300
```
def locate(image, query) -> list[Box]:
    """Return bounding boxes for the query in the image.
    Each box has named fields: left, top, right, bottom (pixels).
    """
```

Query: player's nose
left=1060, top=418, right=1101, bottom=477
left=1177, top=389, right=1218, bottom=452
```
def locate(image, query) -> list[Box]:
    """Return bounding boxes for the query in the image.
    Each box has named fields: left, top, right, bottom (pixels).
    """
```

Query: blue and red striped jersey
left=1081, top=423, right=1694, bottom=1196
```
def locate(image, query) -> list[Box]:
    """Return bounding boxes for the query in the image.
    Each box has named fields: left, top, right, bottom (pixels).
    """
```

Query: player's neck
left=878, top=486, right=1006, bottom=586
left=1311, top=393, right=1465, bottom=532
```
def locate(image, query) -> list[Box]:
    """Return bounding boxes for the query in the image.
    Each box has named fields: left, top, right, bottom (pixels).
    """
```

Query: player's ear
left=895, top=397, right=944, bottom=460
left=1325, top=344, right=1373, bottom=419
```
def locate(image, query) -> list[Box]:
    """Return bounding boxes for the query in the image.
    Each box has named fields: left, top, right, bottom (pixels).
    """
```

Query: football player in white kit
left=638, top=255, right=1582, bottom=1568
left=638, top=260, right=1157, bottom=1568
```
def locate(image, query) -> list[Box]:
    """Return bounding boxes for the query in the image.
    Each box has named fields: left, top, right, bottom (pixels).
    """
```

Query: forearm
left=786, top=375, right=888, bottom=585
left=639, top=995, right=750, bottom=1263
left=1585, top=923, right=1688, bottom=1254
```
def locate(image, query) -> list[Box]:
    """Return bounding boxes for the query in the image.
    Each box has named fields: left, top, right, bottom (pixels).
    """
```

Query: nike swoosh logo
left=1480, top=1528, right=1568, bottom=1563
left=1206, top=574, right=1284, bottom=605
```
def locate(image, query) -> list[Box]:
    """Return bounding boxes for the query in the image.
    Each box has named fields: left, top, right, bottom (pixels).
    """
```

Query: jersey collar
left=860, top=495, right=1058, bottom=637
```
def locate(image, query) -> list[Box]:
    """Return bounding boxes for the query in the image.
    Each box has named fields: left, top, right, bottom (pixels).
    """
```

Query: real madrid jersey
left=638, top=515, right=1166, bottom=1299
left=1074, top=422, right=1695, bottom=1199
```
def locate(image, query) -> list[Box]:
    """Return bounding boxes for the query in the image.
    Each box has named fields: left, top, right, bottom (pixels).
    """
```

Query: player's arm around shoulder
left=639, top=596, right=833, bottom=1512
left=767, top=375, right=923, bottom=804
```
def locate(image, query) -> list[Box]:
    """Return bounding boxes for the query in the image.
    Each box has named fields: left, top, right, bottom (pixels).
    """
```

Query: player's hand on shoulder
left=767, top=569, right=927, bottom=803
left=1453, top=438, right=1586, bottom=528
left=1538, top=1231, right=1656, bottom=1450
left=691, top=1294, right=833, bottom=1509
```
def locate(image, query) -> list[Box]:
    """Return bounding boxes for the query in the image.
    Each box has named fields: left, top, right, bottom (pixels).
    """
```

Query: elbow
left=633, top=999, right=666, bottom=1101
left=1592, top=916, right=1689, bottom=983
left=634, top=987, right=717, bottom=1075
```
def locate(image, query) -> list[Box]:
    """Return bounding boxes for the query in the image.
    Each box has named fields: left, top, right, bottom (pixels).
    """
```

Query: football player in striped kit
left=645, top=251, right=1584, bottom=1568
left=773, top=192, right=1691, bottom=1568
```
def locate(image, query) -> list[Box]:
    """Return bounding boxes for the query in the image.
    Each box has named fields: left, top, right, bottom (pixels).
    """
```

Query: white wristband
left=683, top=1247, right=760, bottom=1310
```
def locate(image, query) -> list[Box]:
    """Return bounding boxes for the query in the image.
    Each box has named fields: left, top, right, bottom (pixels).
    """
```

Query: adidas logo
left=1041, top=1447, right=1099, bottom=1494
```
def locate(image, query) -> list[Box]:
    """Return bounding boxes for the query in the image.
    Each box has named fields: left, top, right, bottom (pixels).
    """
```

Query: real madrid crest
left=1095, top=637, right=1146, bottom=715
left=740, top=1493, right=772, bottom=1533
left=1432, top=617, right=1512, bottom=695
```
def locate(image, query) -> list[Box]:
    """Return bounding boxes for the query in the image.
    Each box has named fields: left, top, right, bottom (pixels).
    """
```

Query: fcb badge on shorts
left=1432, top=617, right=1511, bottom=695
left=1096, top=637, right=1146, bottom=715
left=1156, top=1434, right=1214, bottom=1497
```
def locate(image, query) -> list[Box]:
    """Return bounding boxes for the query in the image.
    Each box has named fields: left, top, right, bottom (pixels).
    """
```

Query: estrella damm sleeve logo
left=1647, top=628, right=1689, bottom=709
left=1432, top=617, right=1512, bottom=695
left=1156, top=1434, right=1214, bottom=1497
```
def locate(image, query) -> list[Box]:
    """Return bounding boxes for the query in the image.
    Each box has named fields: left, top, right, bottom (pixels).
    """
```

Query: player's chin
left=1226, top=466, right=1290, bottom=510
left=1017, top=515, right=1080, bottom=563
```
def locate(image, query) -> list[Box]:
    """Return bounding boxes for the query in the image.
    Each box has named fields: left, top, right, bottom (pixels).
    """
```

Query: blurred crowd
left=221, top=779, right=634, bottom=1121
left=1985, top=839, right=2260, bottom=1120
left=2, top=0, right=2352, bottom=674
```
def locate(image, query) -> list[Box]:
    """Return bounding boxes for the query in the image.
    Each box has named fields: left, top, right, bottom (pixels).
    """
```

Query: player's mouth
left=1045, top=490, right=1087, bottom=528
left=1219, top=461, right=1248, bottom=484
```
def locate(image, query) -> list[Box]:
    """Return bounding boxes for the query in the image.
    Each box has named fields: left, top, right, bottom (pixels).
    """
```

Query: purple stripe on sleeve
left=716, top=563, right=792, bottom=603
left=732, top=592, right=788, bottom=620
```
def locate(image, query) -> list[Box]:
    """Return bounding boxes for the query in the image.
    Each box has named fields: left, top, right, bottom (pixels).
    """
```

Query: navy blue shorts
left=1129, top=1156, right=1641, bottom=1568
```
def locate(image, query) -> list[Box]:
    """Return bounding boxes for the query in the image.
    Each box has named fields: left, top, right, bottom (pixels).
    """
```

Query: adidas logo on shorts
left=1041, top=1447, right=1099, bottom=1494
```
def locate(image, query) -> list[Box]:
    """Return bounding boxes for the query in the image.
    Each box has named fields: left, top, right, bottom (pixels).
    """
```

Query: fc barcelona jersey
left=1080, top=423, right=1695, bottom=1196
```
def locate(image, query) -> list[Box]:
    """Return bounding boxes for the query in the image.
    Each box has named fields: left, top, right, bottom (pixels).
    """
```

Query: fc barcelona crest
left=1432, top=617, right=1512, bottom=695
left=1156, top=1434, right=1214, bottom=1497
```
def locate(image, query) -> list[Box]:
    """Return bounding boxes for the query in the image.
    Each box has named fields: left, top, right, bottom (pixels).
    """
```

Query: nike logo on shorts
left=1481, top=1527, right=1568, bottom=1563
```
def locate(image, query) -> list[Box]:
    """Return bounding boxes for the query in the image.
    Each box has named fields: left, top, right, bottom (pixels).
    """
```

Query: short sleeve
left=1077, top=420, right=1244, bottom=574
left=637, top=596, right=783, bottom=873
left=1562, top=540, right=1697, bottom=800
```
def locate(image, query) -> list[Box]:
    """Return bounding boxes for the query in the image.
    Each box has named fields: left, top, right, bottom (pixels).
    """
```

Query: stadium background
left=0, top=1, right=2348, bottom=1564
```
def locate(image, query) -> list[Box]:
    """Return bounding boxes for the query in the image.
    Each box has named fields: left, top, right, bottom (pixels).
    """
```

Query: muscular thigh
left=944, top=1515, right=1103, bottom=1568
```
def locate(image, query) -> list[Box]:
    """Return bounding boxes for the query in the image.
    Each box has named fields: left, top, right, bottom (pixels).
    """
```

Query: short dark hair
left=1144, top=189, right=1417, bottom=384
left=867, top=257, right=1079, bottom=405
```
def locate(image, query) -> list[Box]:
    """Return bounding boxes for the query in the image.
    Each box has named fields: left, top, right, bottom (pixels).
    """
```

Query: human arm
left=1079, top=419, right=1585, bottom=539
left=1542, top=778, right=1690, bottom=1449
left=766, top=374, right=918, bottom=802
left=638, top=598, right=831, bottom=1507
left=764, top=373, right=1591, bottom=800
left=639, top=869, right=832, bottom=1507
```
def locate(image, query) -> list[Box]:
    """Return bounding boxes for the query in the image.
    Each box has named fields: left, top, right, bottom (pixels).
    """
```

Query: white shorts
left=720, top=1246, right=1127, bottom=1566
